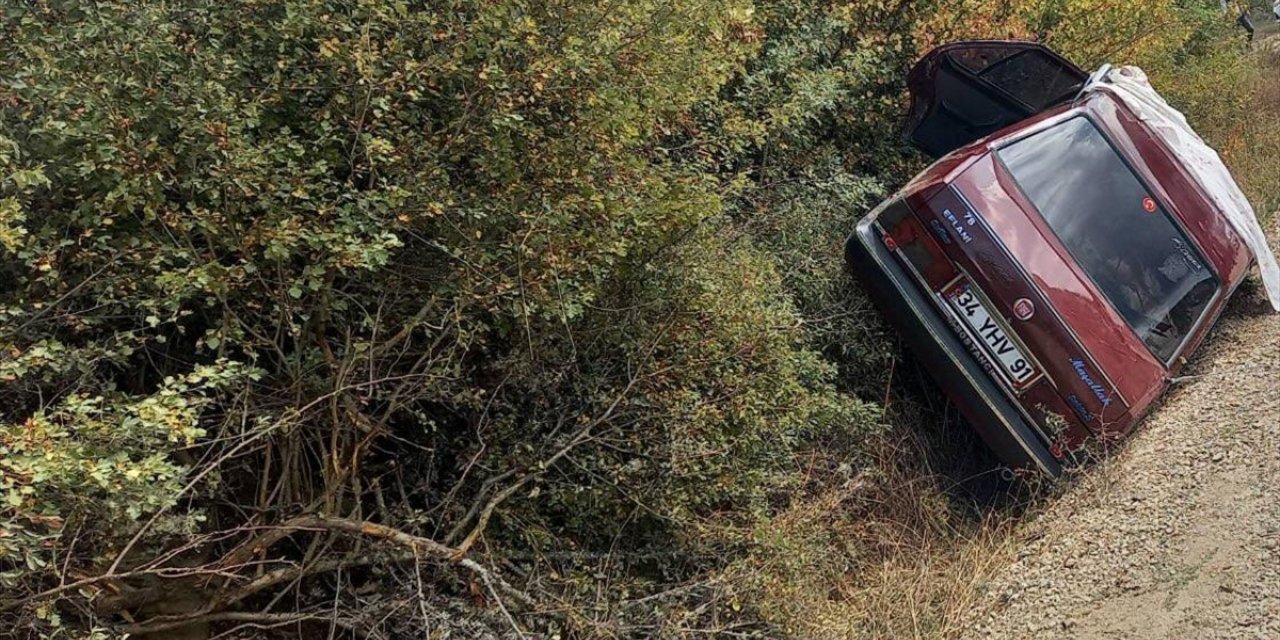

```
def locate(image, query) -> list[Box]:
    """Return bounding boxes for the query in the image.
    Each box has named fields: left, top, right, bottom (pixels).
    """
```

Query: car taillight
left=876, top=199, right=957, bottom=289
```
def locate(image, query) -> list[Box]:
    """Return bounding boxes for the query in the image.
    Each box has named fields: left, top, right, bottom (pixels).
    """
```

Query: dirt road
left=960, top=268, right=1280, bottom=639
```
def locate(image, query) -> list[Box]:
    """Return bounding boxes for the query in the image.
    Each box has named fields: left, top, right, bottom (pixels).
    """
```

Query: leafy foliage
left=0, top=0, right=1258, bottom=637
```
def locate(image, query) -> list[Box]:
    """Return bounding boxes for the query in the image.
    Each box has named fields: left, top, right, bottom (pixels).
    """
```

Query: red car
left=847, top=42, right=1255, bottom=476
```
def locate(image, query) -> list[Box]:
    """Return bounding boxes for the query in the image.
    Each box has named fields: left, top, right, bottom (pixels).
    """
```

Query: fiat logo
left=1013, top=298, right=1035, bottom=321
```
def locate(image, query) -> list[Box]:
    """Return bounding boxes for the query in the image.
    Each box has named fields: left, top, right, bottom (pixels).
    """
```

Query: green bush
left=0, top=0, right=879, bottom=636
left=0, top=0, right=1257, bottom=637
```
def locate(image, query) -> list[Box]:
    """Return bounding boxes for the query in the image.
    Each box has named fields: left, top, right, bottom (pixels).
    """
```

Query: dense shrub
left=0, top=0, right=1257, bottom=637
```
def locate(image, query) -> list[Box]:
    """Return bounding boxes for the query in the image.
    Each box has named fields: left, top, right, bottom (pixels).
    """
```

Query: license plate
left=945, top=282, right=1038, bottom=388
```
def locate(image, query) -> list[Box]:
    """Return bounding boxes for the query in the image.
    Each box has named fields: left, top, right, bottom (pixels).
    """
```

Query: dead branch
left=213, top=551, right=417, bottom=610
left=450, top=372, right=642, bottom=556
left=116, top=610, right=373, bottom=638
left=286, top=515, right=534, bottom=607
left=91, top=513, right=534, bottom=635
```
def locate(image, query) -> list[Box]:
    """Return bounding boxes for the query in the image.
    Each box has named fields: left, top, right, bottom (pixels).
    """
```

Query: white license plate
left=945, top=282, right=1037, bottom=388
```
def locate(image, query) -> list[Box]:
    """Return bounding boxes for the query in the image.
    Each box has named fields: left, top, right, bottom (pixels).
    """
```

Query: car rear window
left=998, top=116, right=1218, bottom=363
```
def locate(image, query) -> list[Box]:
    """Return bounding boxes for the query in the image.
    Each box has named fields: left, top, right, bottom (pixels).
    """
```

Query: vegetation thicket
left=0, top=1, right=1266, bottom=637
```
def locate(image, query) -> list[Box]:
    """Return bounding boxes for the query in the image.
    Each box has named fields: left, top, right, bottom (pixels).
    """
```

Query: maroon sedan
left=847, top=42, right=1255, bottom=476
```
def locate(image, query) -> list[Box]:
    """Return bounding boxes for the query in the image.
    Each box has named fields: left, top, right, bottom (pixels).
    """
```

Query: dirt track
left=960, top=257, right=1280, bottom=637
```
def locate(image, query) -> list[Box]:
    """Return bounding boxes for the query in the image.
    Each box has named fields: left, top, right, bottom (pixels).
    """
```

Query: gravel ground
left=960, top=268, right=1280, bottom=635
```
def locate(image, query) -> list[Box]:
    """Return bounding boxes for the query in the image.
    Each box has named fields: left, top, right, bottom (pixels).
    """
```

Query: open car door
left=904, top=41, right=1088, bottom=159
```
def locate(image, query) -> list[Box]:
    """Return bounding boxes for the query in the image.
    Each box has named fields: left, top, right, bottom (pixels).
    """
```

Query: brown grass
left=1228, top=46, right=1280, bottom=222
left=1182, top=41, right=1280, bottom=223
left=725, top=398, right=1032, bottom=639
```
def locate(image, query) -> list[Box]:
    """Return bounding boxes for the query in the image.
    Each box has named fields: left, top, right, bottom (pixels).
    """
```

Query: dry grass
left=1184, top=42, right=1280, bottom=224
left=1229, top=47, right=1280, bottom=222
left=726, top=397, right=1034, bottom=639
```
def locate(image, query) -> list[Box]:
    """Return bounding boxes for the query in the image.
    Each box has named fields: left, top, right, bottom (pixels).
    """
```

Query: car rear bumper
left=846, top=215, right=1063, bottom=477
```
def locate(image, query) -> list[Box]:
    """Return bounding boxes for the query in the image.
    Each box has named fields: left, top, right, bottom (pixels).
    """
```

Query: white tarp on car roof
left=1083, top=65, right=1280, bottom=312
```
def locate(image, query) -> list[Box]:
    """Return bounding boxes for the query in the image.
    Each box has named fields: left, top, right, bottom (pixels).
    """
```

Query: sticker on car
left=1013, top=298, right=1035, bottom=321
